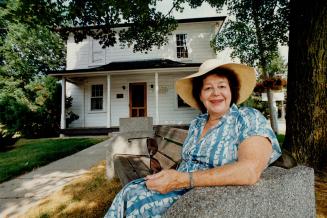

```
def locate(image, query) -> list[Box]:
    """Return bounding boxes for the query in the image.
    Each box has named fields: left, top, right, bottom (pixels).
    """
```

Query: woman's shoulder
left=236, top=106, right=267, bottom=124
left=189, top=113, right=207, bottom=128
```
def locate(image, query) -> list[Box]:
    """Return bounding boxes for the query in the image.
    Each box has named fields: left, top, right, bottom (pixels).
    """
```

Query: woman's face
left=200, top=74, right=232, bottom=118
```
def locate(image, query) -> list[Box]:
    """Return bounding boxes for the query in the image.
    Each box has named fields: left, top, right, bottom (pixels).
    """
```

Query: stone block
left=119, top=117, right=153, bottom=133
left=165, top=166, right=315, bottom=218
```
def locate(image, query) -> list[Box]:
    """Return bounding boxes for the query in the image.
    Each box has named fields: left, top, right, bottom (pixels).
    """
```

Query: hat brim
left=175, top=61, right=256, bottom=109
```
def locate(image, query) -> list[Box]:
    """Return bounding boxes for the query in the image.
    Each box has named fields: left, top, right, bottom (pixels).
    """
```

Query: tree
left=0, top=23, right=65, bottom=85
left=284, top=0, right=327, bottom=170
left=0, top=1, right=66, bottom=139
left=211, top=0, right=289, bottom=133
left=4, top=0, right=179, bottom=52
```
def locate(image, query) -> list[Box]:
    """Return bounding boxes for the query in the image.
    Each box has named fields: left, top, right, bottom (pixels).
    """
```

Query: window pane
left=176, top=34, right=188, bottom=58
left=177, top=95, right=190, bottom=108
left=91, top=98, right=103, bottom=110
left=92, top=84, right=103, bottom=97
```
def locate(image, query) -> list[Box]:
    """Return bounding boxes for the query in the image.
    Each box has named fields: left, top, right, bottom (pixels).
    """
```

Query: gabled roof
left=48, top=59, right=201, bottom=76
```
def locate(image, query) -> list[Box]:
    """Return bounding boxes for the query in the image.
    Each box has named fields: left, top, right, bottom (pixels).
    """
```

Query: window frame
left=90, top=84, right=104, bottom=111
left=176, top=33, right=189, bottom=59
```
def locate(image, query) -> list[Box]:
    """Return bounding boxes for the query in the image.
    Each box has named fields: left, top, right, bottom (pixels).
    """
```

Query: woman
left=105, top=59, right=281, bottom=217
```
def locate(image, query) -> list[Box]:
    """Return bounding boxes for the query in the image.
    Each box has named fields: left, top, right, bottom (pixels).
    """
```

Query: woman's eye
left=204, top=87, right=212, bottom=91
left=219, top=85, right=226, bottom=89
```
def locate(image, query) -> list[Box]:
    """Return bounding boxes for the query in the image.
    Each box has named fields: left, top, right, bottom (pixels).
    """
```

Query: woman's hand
left=145, top=169, right=189, bottom=194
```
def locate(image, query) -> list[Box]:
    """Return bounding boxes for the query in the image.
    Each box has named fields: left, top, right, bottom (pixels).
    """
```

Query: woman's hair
left=192, top=68, right=240, bottom=113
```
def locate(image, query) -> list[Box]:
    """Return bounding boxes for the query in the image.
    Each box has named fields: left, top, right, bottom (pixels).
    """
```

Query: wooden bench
left=107, top=126, right=315, bottom=217
left=113, top=126, right=188, bottom=186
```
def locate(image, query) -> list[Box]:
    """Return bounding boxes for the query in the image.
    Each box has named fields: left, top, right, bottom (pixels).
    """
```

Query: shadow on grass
left=24, top=161, right=121, bottom=218
left=24, top=160, right=327, bottom=218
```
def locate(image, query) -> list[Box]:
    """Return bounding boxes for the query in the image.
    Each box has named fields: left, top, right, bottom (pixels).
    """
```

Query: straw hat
left=175, top=59, right=256, bottom=109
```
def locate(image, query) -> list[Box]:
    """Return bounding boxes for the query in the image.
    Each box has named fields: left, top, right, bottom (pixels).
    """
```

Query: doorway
left=129, top=83, right=147, bottom=117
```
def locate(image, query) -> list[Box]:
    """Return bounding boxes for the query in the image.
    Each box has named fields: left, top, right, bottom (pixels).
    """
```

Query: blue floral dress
left=105, top=105, right=282, bottom=218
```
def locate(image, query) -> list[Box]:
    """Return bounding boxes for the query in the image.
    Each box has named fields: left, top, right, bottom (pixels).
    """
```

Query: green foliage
left=265, top=52, right=287, bottom=77
left=0, top=23, right=65, bottom=84
left=0, top=75, right=79, bottom=141
left=0, top=0, right=68, bottom=141
left=65, top=96, right=79, bottom=127
left=241, top=95, right=270, bottom=118
left=4, top=0, right=179, bottom=52
left=213, top=0, right=289, bottom=71
left=0, top=137, right=107, bottom=183
left=0, top=76, right=61, bottom=139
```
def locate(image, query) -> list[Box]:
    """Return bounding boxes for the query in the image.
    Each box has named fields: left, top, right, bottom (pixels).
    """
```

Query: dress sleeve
left=238, top=107, right=282, bottom=164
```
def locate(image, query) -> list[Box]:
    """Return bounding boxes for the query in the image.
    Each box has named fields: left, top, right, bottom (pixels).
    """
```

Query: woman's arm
left=145, top=136, right=272, bottom=194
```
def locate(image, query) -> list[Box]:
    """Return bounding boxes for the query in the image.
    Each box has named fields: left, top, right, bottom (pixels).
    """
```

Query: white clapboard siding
left=68, top=77, right=108, bottom=127
left=83, top=77, right=108, bottom=127
left=66, top=35, right=90, bottom=70
left=156, top=73, right=199, bottom=125
left=110, top=74, right=155, bottom=126
left=67, top=72, right=199, bottom=128
left=110, top=72, right=199, bottom=127
left=66, top=21, right=218, bottom=70
left=66, top=82, right=85, bottom=128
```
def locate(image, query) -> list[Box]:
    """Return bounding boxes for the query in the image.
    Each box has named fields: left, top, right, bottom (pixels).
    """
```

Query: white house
left=49, top=16, right=227, bottom=134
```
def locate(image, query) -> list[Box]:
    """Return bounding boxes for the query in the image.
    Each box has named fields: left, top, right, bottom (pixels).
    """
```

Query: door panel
left=129, top=83, right=147, bottom=117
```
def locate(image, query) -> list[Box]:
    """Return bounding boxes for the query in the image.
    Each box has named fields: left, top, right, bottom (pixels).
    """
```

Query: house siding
left=66, top=21, right=219, bottom=70
left=62, top=18, right=230, bottom=129
left=67, top=72, right=199, bottom=128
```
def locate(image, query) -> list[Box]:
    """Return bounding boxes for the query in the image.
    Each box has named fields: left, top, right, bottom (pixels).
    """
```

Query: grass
left=23, top=161, right=121, bottom=218
left=17, top=134, right=327, bottom=217
left=0, top=137, right=107, bottom=183
left=24, top=161, right=327, bottom=218
left=277, top=134, right=285, bottom=144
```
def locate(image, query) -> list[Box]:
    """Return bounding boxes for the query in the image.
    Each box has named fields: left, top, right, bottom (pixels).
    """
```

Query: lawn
left=23, top=161, right=121, bottom=218
left=24, top=161, right=327, bottom=218
left=0, top=137, right=107, bottom=183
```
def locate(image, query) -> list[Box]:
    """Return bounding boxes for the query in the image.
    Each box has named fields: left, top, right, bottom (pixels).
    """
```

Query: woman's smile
left=200, top=74, right=232, bottom=119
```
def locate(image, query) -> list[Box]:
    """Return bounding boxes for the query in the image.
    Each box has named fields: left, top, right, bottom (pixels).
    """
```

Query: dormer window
left=176, top=34, right=188, bottom=58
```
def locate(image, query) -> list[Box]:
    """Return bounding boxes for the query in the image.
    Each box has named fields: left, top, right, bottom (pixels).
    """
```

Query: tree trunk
left=284, top=0, right=327, bottom=170
left=267, top=89, right=279, bottom=133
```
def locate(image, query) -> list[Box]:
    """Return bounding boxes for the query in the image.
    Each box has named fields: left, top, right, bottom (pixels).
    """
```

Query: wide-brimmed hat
left=175, top=59, right=256, bottom=109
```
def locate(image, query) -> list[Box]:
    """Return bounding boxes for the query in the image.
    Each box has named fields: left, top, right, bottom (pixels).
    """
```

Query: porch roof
left=48, top=59, right=201, bottom=76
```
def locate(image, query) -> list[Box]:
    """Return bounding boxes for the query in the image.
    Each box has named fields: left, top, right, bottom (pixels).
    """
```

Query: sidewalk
left=0, top=138, right=110, bottom=218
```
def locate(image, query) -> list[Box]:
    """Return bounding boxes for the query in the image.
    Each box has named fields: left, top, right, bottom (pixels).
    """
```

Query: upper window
left=91, top=84, right=103, bottom=110
left=176, top=34, right=188, bottom=59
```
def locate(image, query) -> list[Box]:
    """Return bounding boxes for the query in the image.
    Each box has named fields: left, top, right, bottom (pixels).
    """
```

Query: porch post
left=155, top=72, right=159, bottom=125
left=60, top=77, right=66, bottom=138
left=107, top=74, right=111, bottom=128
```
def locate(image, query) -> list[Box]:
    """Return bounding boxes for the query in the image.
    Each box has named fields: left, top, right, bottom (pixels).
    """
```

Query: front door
left=129, top=83, right=147, bottom=117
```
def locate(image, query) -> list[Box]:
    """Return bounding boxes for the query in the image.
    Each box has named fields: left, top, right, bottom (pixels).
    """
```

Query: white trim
left=48, top=67, right=199, bottom=77
left=88, top=83, right=106, bottom=113
left=175, top=33, right=190, bottom=60
left=60, top=77, right=66, bottom=129
left=155, top=72, right=159, bottom=125
left=107, top=74, right=111, bottom=127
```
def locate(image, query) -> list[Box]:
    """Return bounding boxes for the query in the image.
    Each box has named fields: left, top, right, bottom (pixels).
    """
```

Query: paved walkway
left=0, top=138, right=110, bottom=218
